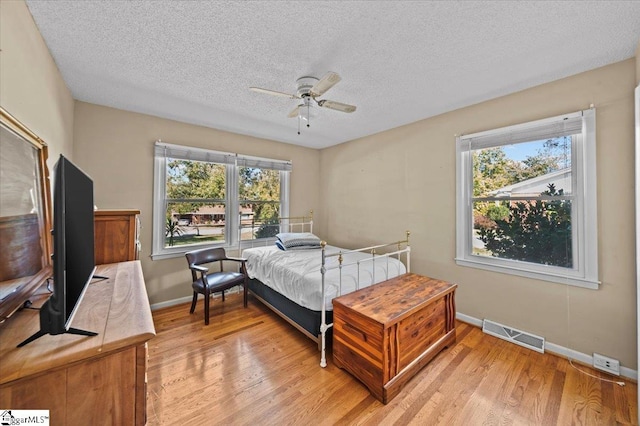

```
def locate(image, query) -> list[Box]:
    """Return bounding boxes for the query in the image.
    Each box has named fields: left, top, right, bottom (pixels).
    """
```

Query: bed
left=239, top=213, right=411, bottom=367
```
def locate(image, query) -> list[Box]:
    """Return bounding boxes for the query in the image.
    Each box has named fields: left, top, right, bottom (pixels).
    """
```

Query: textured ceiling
left=25, top=1, right=640, bottom=149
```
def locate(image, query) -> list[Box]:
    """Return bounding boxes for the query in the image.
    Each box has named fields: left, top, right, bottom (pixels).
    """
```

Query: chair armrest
left=190, top=264, right=208, bottom=273
left=225, top=256, right=248, bottom=275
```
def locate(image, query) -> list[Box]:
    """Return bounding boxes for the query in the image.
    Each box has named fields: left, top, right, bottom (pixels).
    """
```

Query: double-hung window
left=455, top=109, right=598, bottom=288
left=152, top=142, right=290, bottom=259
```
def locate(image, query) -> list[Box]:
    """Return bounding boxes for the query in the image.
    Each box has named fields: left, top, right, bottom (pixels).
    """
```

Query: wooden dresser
left=333, top=273, right=457, bottom=404
left=94, top=209, right=140, bottom=265
left=0, top=261, right=155, bottom=425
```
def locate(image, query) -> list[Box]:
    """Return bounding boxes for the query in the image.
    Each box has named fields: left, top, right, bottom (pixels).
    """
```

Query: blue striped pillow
left=276, top=232, right=321, bottom=250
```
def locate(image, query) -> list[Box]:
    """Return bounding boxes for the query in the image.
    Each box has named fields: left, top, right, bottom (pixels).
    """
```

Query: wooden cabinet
left=0, top=261, right=155, bottom=425
left=94, top=209, right=140, bottom=265
left=333, top=273, right=457, bottom=404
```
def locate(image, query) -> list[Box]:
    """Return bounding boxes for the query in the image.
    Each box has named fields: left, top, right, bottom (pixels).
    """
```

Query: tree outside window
left=472, top=137, right=572, bottom=268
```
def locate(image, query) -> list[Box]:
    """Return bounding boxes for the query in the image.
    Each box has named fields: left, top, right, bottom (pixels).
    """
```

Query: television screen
left=58, top=155, right=96, bottom=328
left=17, top=155, right=98, bottom=347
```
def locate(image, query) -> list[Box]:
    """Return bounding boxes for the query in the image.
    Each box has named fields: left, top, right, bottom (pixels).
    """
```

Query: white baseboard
left=456, top=312, right=638, bottom=381
left=150, top=286, right=244, bottom=311
left=456, top=312, right=483, bottom=327
left=150, top=295, right=193, bottom=311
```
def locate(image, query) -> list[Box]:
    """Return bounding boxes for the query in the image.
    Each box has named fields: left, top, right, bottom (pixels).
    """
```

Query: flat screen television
left=17, top=155, right=98, bottom=347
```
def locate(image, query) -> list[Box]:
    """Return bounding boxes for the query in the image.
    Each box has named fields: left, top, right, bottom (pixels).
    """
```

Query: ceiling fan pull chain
left=307, top=103, right=311, bottom=128
left=297, top=114, right=301, bottom=135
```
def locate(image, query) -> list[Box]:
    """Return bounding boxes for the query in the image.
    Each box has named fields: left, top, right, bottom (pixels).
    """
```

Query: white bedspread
left=243, top=245, right=407, bottom=311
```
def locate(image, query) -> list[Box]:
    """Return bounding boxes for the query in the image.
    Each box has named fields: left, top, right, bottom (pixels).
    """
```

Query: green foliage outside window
left=165, top=217, right=185, bottom=247
left=164, top=160, right=282, bottom=245
left=239, top=167, right=280, bottom=221
left=478, top=184, right=572, bottom=267
left=473, top=137, right=572, bottom=267
left=167, top=160, right=226, bottom=214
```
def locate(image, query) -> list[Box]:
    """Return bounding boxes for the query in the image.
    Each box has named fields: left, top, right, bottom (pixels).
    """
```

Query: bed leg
left=320, top=323, right=328, bottom=368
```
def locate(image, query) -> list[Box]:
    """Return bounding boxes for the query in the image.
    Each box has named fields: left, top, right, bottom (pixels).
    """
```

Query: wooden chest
left=332, top=273, right=457, bottom=404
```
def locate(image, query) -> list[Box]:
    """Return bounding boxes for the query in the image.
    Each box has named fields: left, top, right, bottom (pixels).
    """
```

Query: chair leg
left=190, top=292, right=198, bottom=314
left=242, top=263, right=248, bottom=308
left=243, top=281, right=248, bottom=308
left=204, top=291, right=210, bottom=325
left=222, top=290, right=225, bottom=302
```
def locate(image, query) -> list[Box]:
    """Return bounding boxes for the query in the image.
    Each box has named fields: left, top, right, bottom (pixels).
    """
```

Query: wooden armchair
left=185, top=247, right=248, bottom=325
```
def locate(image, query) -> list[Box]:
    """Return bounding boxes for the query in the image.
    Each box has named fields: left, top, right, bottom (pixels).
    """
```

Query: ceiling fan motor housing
left=296, top=76, right=319, bottom=98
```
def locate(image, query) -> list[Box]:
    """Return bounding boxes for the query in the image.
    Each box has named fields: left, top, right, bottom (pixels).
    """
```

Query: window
left=237, top=158, right=284, bottom=241
left=455, top=109, right=598, bottom=288
left=152, top=142, right=290, bottom=259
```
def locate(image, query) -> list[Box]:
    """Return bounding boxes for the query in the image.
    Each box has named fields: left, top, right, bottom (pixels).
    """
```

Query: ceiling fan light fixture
left=298, top=103, right=317, bottom=121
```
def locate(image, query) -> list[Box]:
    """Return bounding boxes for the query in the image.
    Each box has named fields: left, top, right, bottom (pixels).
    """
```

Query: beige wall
left=320, top=58, right=638, bottom=369
left=0, top=0, right=74, bottom=168
left=73, top=102, right=321, bottom=305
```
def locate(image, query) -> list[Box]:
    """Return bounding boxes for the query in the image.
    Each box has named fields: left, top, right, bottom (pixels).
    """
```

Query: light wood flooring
left=147, top=292, right=637, bottom=425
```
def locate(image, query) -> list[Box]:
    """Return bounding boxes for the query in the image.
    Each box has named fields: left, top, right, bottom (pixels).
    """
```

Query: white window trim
left=455, top=109, right=599, bottom=289
left=152, top=141, right=290, bottom=260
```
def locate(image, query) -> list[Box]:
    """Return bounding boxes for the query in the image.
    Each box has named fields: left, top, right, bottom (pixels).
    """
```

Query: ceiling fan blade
left=309, top=72, right=341, bottom=97
left=317, top=100, right=356, bottom=113
left=250, top=87, right=299, bottom=99
left=288, top=105, right=301, bottom=118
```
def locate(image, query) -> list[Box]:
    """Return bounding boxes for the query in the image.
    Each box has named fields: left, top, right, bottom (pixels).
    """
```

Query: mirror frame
left=0, top=107, right=53, bottom=322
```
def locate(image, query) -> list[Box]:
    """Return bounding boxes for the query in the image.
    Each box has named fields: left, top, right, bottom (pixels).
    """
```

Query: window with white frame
left=455, top=109, right=598, bottom=288
left=152, top=142, right=290, bottom=259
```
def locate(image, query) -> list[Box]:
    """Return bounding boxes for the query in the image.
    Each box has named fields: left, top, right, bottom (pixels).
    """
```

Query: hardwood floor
left=147, top=292, right=637, bottom=425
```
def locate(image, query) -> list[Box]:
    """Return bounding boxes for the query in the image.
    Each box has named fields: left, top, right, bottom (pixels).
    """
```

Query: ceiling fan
left=250, top=72, right=357, bottom=133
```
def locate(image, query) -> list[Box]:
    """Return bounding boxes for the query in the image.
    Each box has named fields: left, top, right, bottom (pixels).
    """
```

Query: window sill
left=151, top=239, right=278, bottom=261
left=454, top=257, right=600, bottom=289
left=150, top=250, right=189, bottom=261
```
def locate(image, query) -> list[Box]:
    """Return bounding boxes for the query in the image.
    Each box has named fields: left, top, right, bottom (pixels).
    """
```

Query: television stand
left=15, top=291, right=99, bottom=348
left=16, top=326, right=97, bottom=348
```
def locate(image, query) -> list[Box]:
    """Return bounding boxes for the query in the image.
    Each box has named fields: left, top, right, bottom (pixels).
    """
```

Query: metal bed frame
left=239, top=211, right=411, bottom=367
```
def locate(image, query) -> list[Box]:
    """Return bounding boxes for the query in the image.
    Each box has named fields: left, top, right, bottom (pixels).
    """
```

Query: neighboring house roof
left=489, top=168, right=571, bottom=197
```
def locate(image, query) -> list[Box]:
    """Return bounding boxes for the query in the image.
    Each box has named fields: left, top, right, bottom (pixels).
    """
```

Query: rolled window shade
left=154, top=142, right=292, bottom=171
left=155, top=142, right=235, bottom=164
left=459, top=111, right=584, bottom=151
left=236, top=155, right=292, bottom=171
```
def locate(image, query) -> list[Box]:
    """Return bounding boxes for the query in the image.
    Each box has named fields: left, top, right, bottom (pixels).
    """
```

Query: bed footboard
left=319, top=231, right=411, bottom=367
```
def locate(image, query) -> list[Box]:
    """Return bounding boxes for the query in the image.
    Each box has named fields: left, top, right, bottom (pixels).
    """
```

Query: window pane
left=472, top=199, right=572, bottom=268
left=167, top=159, right=226, bottom=200
left=239, top=167, right=281, bottom=241
left=239, top=202, right=280, bottom=241
left=165, top=202, right=226, bottom=247
left=473, top=136, right=572, bottom=198
left=163, top=158, right=227, bottom=248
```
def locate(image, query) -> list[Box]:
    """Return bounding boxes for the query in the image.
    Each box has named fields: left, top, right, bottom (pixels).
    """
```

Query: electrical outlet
left=593, top=353, right=620, bottom=376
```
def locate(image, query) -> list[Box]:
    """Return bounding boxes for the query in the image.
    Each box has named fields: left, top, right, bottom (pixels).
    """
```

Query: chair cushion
left=192, top=271, right=245, bottom=293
